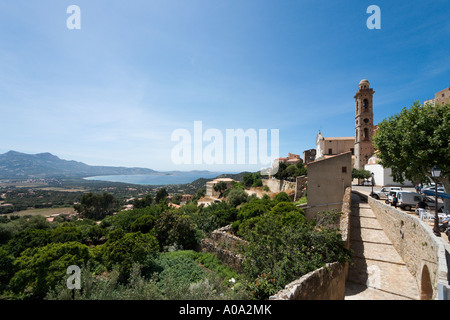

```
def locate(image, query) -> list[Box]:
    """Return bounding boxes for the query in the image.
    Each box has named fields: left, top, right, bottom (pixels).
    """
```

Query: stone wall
left=262, top=178, right=296, bottom=194
left=364, top=192, right=450, bottom=300
left=269, top=262, right=347, bottom=300
left=200, top=225, right=245, bottom=273
left=294, top=175, right=307, bottom=201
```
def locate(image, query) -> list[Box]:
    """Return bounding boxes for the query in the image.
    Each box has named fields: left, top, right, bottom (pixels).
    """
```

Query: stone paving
left=345, top=192, right=420, bottom=300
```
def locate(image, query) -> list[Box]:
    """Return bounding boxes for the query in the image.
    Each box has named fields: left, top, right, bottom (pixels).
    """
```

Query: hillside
left=0, top=151, right=158, bottom=179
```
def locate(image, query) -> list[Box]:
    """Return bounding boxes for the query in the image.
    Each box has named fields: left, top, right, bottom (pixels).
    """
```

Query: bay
left=84, top=171, right=230, bottom=185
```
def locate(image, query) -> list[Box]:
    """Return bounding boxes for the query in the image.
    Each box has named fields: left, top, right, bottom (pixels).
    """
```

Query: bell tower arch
left=354, top=79, right=375, bottom=169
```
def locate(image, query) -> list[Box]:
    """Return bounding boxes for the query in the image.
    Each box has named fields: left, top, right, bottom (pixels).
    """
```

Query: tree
left=6, top=229, right=52, bottom=257
left=155, top=188, right=169, bottom=204
left=243, top=172, right=263, bottom=188
left=226, top=188, right=248, bottom=207
left=295, top=161, right=307, bottom=176
left=130, top=215, right=156, bottom=234
left=373, top=101, right=450, bottom=209
left=133, top=194, right=153, bottom=209
left=74, top=192, right=120, bottom=220
left=51, top=223, right=83, bottom=243
left=101, top=232, right=159, bottom=282
left=286, top=164, right=298, bottom=177
left=352, top=168, right=372, bottom=180
left=213, top=181, right=228, bottom=197
left=274, top=162, right=289, bottom=180
left=86, top=225, right=106, bottom=245
left=154, top=211, right=201, bottom=250
left=9, top=242, right=91, bottom=297
left=0, top=247, right=15, bottom=293
left=273, top=192, right=291, bottom=204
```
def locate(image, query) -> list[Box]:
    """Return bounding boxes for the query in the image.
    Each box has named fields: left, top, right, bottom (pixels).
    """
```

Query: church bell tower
left=354, top=79, right=375, bottom=170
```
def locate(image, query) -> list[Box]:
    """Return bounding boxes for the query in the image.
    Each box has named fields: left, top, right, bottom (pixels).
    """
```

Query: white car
left=371, top=186, right=402, bottom=200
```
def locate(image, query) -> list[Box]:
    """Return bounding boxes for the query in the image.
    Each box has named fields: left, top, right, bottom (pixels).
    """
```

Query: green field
left=5, top=207, right=76, bottom=217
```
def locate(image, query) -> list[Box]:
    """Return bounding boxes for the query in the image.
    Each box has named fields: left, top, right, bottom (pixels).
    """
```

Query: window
left=350, top=148, right=354, bottom=155
left=363, top=99, right=369, bottom=111
left=342, top=167, right=347, bottom=173
left=328, top=148, right=333, bottom=155
left=364, top=128, right=369, bottom=139
left=364, top=118, right=369, bottom=124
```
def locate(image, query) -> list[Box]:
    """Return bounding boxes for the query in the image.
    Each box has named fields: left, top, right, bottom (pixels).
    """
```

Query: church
left=315, top=79, right=377, bottom=170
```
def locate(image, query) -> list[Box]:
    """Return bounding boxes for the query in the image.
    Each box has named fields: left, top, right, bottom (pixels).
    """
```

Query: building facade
left=425, top=87, right=450, bottom=107
left=314, top=79, right=376, bottom=170
left=315, top=132, right=354, bottom=160
left=305, top=152, right=352, bottom=219
left=205, top=178, right=235, bottom=197
left=354, top=79, right=375, bottom=170
left=303, top=149, right=316, bottom=164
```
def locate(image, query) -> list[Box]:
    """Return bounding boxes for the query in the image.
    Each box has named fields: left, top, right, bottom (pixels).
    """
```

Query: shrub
left=154, top=211, right=201, bottom=250
left=9, top=241, right=91, bottom=298
left=239, top=210, right=352, bottom=298
left=272, top=192, right=291, bottom=204
left=227, top=189, right=249, bottom=207
left=101, top=232, right=159, bottom=282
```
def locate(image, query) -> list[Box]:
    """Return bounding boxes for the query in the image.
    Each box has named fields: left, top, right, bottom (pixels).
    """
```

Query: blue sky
left=0, top=1, right=449, bottom=172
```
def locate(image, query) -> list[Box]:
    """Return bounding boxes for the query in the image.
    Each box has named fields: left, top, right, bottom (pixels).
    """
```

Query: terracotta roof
left=308, top=151, right=353, bottom=164
left=324, top=137, right=355, bottom=141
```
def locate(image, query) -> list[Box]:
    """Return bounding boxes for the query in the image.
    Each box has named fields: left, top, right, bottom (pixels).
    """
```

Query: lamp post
left=371, top=172, right=375, bottom=197
left=431, top=165, right=441, bottom=237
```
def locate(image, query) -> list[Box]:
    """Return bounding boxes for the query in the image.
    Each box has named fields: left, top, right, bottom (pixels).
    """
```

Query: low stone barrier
left=269, top=262, right=346, bottom=300
left=200, top=225, right=245, bottom=273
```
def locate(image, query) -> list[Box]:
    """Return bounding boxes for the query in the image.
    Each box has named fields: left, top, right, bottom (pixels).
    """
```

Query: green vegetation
left=374, top=101, right=449, bottom=209
left=74, top=192, right=120, bottom=220
left=274, top=162, right=307, bottom=180
left=352, top=168, right=372, bottom=180
left=242, top=172, right=263, bottom=188
left=0, top=177, right=351, bottom=300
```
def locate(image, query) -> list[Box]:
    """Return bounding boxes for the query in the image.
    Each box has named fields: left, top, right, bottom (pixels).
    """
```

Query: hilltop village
left=0, top=79, right=449, bottom=301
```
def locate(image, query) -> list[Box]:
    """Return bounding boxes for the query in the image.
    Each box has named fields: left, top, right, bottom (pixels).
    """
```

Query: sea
left=83, top=171, right=232, bottom=186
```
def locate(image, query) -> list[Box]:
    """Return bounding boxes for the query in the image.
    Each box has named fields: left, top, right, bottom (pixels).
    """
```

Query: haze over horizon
left=1, top=1, right=449, bottom=172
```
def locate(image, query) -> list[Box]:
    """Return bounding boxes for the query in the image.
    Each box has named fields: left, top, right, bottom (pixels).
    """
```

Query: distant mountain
left=0, top=151, right=158, bottom=179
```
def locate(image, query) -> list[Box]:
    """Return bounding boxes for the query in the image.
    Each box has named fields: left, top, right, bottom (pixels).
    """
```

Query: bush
left=101, top=232, right=159, bottom=282
left=74, top=192, right=120, bottom=220
left=51, top=223, right=83, bottom=243
left=130, top=215, right=156, bottom=234
left=154, top=211, right=202, bottom=250
left=272, top=192, right=291, bottom=204
left=227, top=189, right=248, bottom=207
left=9, top=241, right=91, bottom=298
left=239, top=210, right=352, bottom=298
left=6, top=229, right=52, bottom=257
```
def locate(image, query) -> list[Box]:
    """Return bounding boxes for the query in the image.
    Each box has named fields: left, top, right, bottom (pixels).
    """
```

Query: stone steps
left=345, top=193, right=420, bottom=300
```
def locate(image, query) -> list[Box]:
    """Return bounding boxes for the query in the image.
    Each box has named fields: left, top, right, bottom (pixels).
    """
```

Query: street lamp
left=431, top=165, right=441, bottom=237
left=371, top=172, right=375, bottom=197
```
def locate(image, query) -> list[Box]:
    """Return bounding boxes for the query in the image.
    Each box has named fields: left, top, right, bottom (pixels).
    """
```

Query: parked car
left=386, top=190, right=402, bottom=204
left=397, top=191, right=445, bottom=212
left=422, top=186, right=445, bottom=193
left=372, top=186, right=402, bottom=200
